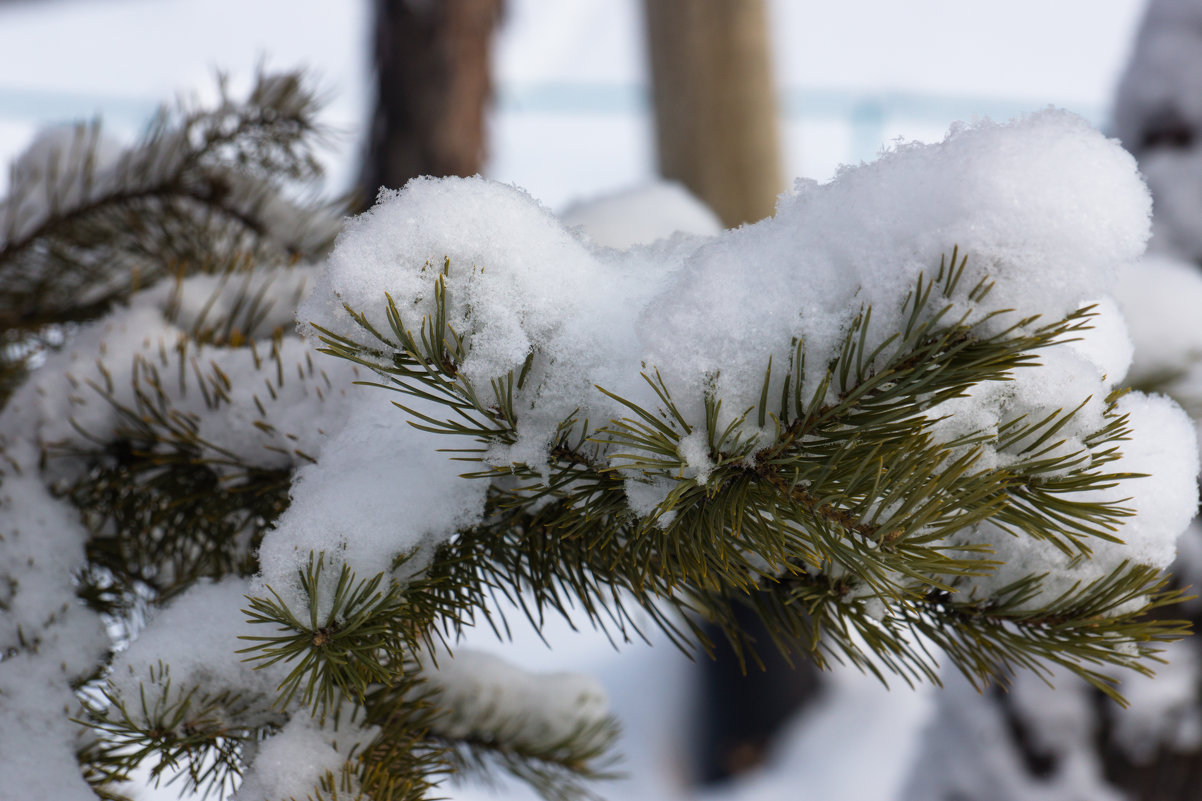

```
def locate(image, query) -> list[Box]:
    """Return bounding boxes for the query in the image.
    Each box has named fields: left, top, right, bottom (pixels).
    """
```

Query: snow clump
left=299, top=109, right=1193, bottom=607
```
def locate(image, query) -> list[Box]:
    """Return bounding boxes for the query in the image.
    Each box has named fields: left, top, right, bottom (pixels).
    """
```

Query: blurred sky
left=0, top=0, right=1148, bottom=207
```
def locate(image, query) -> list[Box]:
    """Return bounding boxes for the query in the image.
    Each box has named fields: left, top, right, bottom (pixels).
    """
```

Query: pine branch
left=69, top=439, right=290, bottom=610
left=55, top=323, right=328, bottom=610
left=353, top=679, right=446, bottom=801
left=911, top=565, right=1191, bottom=704
left=77, top=662, right=278, bottom=800
left=159, top=260, right=315, bottom=348
left=355, top=670, right=619, bottom=801
left=0, top=71, right=340, bottom=332
left=239, top=555, right=417, bottom=718
left=305, top=250, right=1187, bottom=704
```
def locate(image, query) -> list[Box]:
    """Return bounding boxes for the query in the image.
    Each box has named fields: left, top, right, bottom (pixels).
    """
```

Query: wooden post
left=643, top=0, right=784, bottom=227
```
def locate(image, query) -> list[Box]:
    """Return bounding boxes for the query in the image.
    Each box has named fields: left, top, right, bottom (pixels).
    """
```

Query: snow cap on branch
left=303, top=110, right=1151, bottom=455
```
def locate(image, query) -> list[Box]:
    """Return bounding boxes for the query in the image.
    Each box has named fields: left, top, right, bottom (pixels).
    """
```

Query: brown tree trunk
left=643, top=0, right=783, bottom=227
left=358, top=0, right=503, bottom=206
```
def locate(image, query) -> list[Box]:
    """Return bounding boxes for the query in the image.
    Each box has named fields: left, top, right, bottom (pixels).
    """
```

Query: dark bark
left=358, top=0, right=503, bottom=206
left=694, top=593, right=823, bottom=785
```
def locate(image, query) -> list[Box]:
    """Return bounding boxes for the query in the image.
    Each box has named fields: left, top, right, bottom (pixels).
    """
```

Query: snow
left=0, top=439, right=107, bottom=668
left=253, top=391, right=490, bottom=590
left=302, top=112, right=1195, bottom=589
left=231, top=711, right=372, bottom=801
left=647, top=110, right=1149, bottom=412
left=676, top=430, right=717, bottom=486
left=0, top=143, right=1191, bottom=801
left=289, top=108, right=1196, bottom=800
left=443, top=607, right=698, bottom=801
left=106, top=578, right=286, bottom=726
left=1119, top=255, right=1202, bottom=387
left=1062, top=296, right=1134, bottom=385
left=559, top=181, right=723, bottom=250
left=1108, top=638, right=1202, bottom=760
left=2, top=292, right=355, bottom=482
left=0, top=438, right=108, bottom=801
left=0, top=651, right=102, bottom=801
left=423, top=648, right=611, bottom=753
left=699, top=664, right=933, bottom=801
left=943, top=387, right=1198, bottom=611
left=2, top=2, right=1199, bottom=800
left=901, top=669, right=1127, bottom=801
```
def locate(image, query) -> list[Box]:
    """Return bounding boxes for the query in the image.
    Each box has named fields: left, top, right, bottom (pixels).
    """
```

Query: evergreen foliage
left=0, top=73, right=1193, bottom=801
left=0, top=72, right=335, bottom=331
left=307, top=249, right=1186, bottom=700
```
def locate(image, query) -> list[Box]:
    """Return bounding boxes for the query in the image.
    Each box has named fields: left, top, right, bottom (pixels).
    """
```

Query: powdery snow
left=298, top=110, right=1194, bottom=607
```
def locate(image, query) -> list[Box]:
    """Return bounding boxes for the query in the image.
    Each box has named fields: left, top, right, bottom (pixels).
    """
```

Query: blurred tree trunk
left=358, top=0, right=503, bottom=206
left=643, top=0, right=783, bottom=227
left=694, top=597, right=823, bottom=785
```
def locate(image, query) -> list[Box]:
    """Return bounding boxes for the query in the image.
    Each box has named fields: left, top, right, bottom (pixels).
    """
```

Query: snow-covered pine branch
left=289, top=110, right=1197, bottom=696
left=0, top=78, right=1196, bottom=801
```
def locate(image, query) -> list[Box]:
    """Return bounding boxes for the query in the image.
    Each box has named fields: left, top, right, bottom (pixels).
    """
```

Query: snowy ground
left=0, top=2, right=1156, bottom=800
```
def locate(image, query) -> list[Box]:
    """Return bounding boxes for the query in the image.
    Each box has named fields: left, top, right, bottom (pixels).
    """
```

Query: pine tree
left=0, top=73, right=1196, bottom=801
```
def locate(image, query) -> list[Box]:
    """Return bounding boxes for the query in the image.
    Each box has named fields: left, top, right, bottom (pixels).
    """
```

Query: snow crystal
left=676, top=429, right=715, bottom=485
left=623, top=474, right=678, bottom=525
